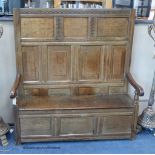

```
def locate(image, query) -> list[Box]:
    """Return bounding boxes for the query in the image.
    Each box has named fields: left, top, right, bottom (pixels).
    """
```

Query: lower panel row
left=19, top=114, right=133, bottom=138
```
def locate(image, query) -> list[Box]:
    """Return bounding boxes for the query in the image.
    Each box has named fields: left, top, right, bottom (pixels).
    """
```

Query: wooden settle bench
left=10, top=8, right=144, bottom=144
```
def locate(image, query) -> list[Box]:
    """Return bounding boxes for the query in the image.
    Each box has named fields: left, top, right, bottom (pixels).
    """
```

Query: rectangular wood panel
left=112, top=46, right=126, bottom=79
left=24, top=88, right=48, bottom=96
left=48, top=88, right=71, bottom=96
left=22, top=46, right=40, bottom=82
left=109, top=86, right=126, bottom=94
left=20, top=117, right=51, bottom=131
left=59, top=117, right=95, bottom=136
left=21, top=18, right=54, bottom=39
left=47, top=46, right=71, bottom=81
left=20, top=117, right=51, bottom=136
left=64, top=17, right=88, bottom=39
left=79, top=46, right=101, bottom=80
left=79, top=86, right=109, bottom=95
left=104, top=45, right=126, bottom=81
left=97, top=18, right=129, bottom=37
left=101, top=115, right=132, bottom=134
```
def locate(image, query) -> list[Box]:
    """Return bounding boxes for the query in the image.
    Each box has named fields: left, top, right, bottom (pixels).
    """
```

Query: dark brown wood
left=12, top=8, right=143, bottom=144
left=10, top=74, right=21, bottom=99
left=126, top=72, right=144, bottom=96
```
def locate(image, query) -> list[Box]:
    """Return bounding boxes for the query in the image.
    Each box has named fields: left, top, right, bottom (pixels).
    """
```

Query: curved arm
left=126, top=72, right=144, bottom=96
left=10, top=74, right=21, bottom=99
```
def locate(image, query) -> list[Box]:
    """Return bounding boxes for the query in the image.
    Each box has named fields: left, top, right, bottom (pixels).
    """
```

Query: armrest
left=126, top=72, right=144, bottom=96
left=10, top=74, right=21, bottom=99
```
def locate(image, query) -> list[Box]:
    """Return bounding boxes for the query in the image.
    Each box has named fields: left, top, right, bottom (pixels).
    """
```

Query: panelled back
left=14, top=9, right=135, bottom=96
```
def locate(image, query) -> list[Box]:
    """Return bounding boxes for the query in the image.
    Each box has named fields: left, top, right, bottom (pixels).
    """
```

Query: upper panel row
left=21, top=17, right=129, bottom=41
left=15, top=9, right=134, bottom=42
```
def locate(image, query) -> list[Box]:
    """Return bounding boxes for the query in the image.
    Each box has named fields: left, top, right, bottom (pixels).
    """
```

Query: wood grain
left=64, top=17, right=88, bottom=39
left=17, top=95, right=134, bottom=110
left=97, top=18, right=129, bottom=37
left=47, top=46, right=71, bottom=81
left=21, top=18, right=54, bottom=39
left=22, top=46, right=40, bottom=82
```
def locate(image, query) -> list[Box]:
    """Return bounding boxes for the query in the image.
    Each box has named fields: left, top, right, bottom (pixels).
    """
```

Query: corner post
left=132, top=91, right=139, bottom=139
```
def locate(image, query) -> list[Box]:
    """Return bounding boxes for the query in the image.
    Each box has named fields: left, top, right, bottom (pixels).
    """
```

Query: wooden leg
left=15, top=136, right=21, bottom=145
left=131, top=92, right=140, bottom=139
left=0, top=135, right=8, bottom=146
left=16, top=140, right=21, bottom=145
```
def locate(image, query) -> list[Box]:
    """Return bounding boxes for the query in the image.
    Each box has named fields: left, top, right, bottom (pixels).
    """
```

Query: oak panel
left=21, top=18, right=54, bottom=38
left=20, top=116, right=52, bottom=136
left=20, top=117, right=51, bottom=131
left=79, top=46, right=101, bottom=80
left=24, top=88, right=49, bottom=96
left=101, top=115, right=132, bottom=134
left=112, top=46, right=126, bottom=79
left=97, top=18, right=128, bottom=37
left=59, top=117, right=95, bottom=136
left=109, top=86, right=126, bottom=94
left=48, top=88, right=71, bottom=96
left=104, top=45, right=126, bottom=81
left=64, top=17, right=88, bottom=38
left=47, top=46, right=71, bottom=81
left=79, top=86, right=109, bottom=95
left=22, top=46, right=40, bottom=82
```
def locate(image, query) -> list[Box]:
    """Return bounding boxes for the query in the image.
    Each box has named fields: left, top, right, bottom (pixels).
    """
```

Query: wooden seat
left=17, top=94, right=134, bottom=110
left=11, top=9, right=144, bottom=144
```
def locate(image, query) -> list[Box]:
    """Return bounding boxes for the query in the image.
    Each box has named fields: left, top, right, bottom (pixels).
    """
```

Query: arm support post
left=126, top=72, right=144, bottom=138
left=126, top=72, right=144, bottom=97
left=10, top=74, right=21, bottom=99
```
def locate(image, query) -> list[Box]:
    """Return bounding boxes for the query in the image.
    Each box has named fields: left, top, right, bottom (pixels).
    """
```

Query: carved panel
left=55, top=17, right=64, bottom=40
left=78, top=46, right=101, bottom=80
left=104, top=45, right=126, bottom=81
left=89, top=17, right=96, bottom=39
left=21, top=18, right=54, bottom=39
left=47, top=46, right=71, bottom=81
left=64, top=17, right=88, bottom=39
left=97, top=18, right=129, bottom=37
left=22, top=46, right=40, bottom=82
left=19, top=9, right=131, bottom=16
